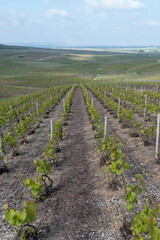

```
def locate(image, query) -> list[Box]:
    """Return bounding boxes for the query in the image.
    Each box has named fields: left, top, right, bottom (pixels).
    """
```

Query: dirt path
left=37, top=88, right=124, bottom=240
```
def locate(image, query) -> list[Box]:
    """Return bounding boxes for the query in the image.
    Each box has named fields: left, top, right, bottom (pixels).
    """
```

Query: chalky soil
left=38, top=88, right=122, bottom=239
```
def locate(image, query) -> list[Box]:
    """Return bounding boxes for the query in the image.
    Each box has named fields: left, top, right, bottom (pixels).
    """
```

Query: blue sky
left=0, top=0, right=160, bottom=46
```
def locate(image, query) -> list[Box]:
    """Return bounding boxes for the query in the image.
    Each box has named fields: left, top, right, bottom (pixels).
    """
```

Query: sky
left=0, top=0, right=160, bottom=46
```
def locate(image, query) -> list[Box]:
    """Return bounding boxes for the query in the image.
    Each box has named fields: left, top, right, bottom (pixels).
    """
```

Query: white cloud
left=43, top=0, right=79, bottom=2
left=7, top=10, right=20, bottom=25
left=0, top=10, right=23, bottom=26
left=86, top=0, right=145, bottom=11
left=145, top=21, right=160, bottom=26
left=25, top=19, right=45, bottom=27
left=46, top=8, right=74, bottom=25
left=135, top=20, right=160, bottom=27
left=47, top=9, right=68, bottom=17
left=0, top=10, right=44, bottom=27
left=116, top=26, right=127, bottom=31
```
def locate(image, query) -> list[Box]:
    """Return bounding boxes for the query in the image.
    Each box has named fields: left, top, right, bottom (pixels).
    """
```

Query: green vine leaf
left=123, top=162, right=130, bottom=170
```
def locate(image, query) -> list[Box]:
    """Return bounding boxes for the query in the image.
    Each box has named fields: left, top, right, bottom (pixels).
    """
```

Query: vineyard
left=0, top=46, right=160, bottom=240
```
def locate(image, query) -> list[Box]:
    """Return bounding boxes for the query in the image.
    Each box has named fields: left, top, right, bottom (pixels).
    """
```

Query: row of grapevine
left=2, top=84, right=76, bottom=239
left=81, top=84, right=160, bottom=239
left=85, top=83, right=160, bottom=155
left=0, top=85, right=71, bottom=165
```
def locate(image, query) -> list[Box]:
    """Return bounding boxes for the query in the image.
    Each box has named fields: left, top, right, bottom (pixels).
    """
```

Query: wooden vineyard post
left=0, top=130, right=2, bottom=159
left=50, top=120, right=53, bottom=140
left=104, top=91, right=107, bottom=106
left=92, top=98, right=94, bottom=108
left=36, top=102, right=39, bottom=117
left=156, top=81, right=158, bottom=92
left=144, top=95, right=147, bottom=120
left=155, top=114, right=160, bottom=160
left=118, top=98, right=121, bottom=121
left=122, top=90, right=125, bottom=104
left=62, top=99, right=64, bottom=113
left=104, top=116, right=107, bottom=138
left=10, top=105, right=13, bottom=123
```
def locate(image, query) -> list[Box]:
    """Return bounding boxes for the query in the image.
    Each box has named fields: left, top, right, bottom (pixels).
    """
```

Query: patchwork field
left=1, top=44, right=160, bottom=98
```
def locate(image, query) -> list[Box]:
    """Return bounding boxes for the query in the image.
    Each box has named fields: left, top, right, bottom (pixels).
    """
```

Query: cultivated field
left=0, top=44, right=160, bottom=240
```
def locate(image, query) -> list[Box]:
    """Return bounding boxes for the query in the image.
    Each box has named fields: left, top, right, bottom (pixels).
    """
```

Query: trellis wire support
left=104, top=116, right=107, bottom=138
left=36, top=102, right=39, bottom=116
left=63, top=99, right=65, bottom=112
left=92, top=98, right=94, bottom=108
left=104, top=91, right=107, bottom=105
left=50, top=120, right=53, bottom=140
left=144, top=95, right=147, bottom=119
left=10, top=105, right=13, bottom=123
left=156, top=82, right=158, bottom=92
left=0, top=130, right=3, bottom=159
left=155, top=114, right=160, bottom=160
left=118, top=98, right=121, bottom=120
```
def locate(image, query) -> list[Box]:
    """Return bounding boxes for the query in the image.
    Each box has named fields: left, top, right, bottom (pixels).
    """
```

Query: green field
left=1, top=44, right=160, bottom=98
